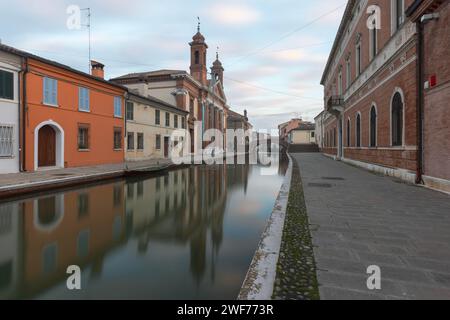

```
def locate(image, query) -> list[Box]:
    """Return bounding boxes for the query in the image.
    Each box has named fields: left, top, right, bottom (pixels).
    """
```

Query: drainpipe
left=415, top=21, right=424, bottom=184
left=21, top=57, right=29, bottom=172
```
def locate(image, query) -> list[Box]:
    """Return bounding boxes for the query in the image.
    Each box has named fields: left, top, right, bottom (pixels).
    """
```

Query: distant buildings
left=318, top=0, right=449, bottom=192
left=278, top=118, right=303, bottom=145
left=288, top=123, right=316, bottom=144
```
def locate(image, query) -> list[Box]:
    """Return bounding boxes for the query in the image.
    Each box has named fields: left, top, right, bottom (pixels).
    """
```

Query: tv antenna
left=80, top=8, right=91, bottom=73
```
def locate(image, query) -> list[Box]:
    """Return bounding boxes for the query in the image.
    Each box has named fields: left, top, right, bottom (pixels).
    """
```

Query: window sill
left=78, top=149, right=90, bottom=152
left=0, top=97, right=17, bottom=103
left=114, top=148, right=123, bottom=151
left=114, top=115, right=123, bottom=119
left=79, top=109, right=91, bottom=113
left=43, top=102, right=59, bottom=108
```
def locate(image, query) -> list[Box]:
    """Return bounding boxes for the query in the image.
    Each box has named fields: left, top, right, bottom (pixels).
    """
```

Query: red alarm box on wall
left=429, top=74, right=437, bottom=87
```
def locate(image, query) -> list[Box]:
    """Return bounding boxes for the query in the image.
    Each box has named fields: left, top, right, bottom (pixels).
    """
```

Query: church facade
left=112, top=26, right=229, bottom=153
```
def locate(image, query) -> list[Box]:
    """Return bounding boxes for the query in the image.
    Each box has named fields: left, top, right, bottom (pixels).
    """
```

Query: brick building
left=112, top=26, right=229, bottom=153
left=319, top=0, right=449, bottom=192
left=407, top=0, right=450, bottom=192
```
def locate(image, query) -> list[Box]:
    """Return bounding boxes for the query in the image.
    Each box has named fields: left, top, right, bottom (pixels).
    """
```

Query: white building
left=0, top=50, right=21, bottom=173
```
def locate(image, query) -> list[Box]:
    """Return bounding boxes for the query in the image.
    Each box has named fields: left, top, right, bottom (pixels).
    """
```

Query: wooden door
left=38, top=125, right=56, bottom=167
left=164, top=137, right=169, bottom=158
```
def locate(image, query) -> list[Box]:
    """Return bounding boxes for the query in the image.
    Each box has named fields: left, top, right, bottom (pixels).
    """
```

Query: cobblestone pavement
left=292, top=153, right=450, bottom=300
left=272, top=159, right=320, bottom=300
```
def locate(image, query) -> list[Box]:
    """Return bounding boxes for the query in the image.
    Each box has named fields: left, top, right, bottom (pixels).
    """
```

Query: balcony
left=326, top=95, right=344, bottom=116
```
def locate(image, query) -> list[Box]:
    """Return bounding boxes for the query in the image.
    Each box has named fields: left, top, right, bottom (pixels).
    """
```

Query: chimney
left=91, top=60, right=105, bottom=79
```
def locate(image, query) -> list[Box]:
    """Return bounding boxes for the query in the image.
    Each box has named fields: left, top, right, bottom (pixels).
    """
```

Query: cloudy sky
left=1, top=0, right=346, bottom=131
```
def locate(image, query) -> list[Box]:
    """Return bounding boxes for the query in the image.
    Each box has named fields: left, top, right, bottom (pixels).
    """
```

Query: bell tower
left=211, top=48, right=224, bottom=87
left=190, top=18, right=208, bottom=85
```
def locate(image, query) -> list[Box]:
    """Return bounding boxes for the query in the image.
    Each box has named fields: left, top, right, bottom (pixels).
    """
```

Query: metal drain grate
left=308, top=183, right=333, bottom=188
left=322, top=177, right=345, bottom=181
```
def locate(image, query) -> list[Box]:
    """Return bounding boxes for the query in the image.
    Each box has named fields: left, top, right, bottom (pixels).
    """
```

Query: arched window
left=347, top=119, right=351, bottom=147
left=334, top=128, right=337, bottom=147
left=391, top=92, right=403, bottom=146
left=370, top=106, right=377, bottom=147
left=356, top=114, right=361, bottom=148
left=194, top=51, right=200, bottom=64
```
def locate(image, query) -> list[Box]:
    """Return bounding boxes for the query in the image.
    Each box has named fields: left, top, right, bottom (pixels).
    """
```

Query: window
left=174, top=115, right=178, bottom=128
left=334, top=128, right=337, bottom=147
left=114, top=127, right=122, bottom=150
left=78, top=87, right=90, bottom=111
left=0, top=125, right=14, bottom=157
left=114, top=96, right=122, bottom=117
left=155, top=110, right=160, bottom=125
left=392, top=92, right=403, bottom=146
left=126, top=102, right=134, bottom=120
left=137, top=133, right=144, bottom=150
left=0, top=70, right=14, bottom=100
left=182, top=117, right=186, bottom=129
left=77, top=124, right=90, bottom=150
left=347, top=119, right=351, bottom=147
left=338, top=67, right=343, bottom=95
left=370, top=21, right=378, bottom=60
left=311, top=132, right=315, bottom=138
left=165, top=112, right=170, bottom=127
left=356, top=40, right=362, bottom=76
left=392, top=0, right=405, bottom=33
left=43, top=77, right=58, bottom=105
left=346, top=57, right=351, bottom=89
left=370, top=106, right=377, bottom=147
left=356, top=114, right=361, bottom=148
left=127, top=132, right=135, bottom=151
left=189, top=98, right=194, bottom=114
left=195, top=50, right=200, bottom=64
left=156, top=134, right=161, bottom=150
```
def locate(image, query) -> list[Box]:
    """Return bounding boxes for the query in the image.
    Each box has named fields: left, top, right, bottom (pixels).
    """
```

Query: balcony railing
left=327, top=96, right=344, bottom=110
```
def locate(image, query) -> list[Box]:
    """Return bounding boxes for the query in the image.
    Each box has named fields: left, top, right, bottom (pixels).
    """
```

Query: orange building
left=0, top=44, right=127, bottom=171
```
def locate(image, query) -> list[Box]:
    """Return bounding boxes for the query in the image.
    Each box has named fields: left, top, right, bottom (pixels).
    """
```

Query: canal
left=0, top=157, right=288, bottom=299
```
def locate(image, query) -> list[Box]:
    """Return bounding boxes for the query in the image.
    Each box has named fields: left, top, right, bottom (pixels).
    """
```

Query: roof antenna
left=80, top=8, right=91, bottom=73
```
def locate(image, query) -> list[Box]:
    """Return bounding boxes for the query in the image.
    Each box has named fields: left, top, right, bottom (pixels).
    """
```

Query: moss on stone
left=272, top=160, right=320, bottom=300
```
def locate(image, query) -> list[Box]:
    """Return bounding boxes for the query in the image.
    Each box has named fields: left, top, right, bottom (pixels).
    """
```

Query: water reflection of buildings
left=0, top=162, right=253, bottom=298
left=0, top=182, right=127, bottom=299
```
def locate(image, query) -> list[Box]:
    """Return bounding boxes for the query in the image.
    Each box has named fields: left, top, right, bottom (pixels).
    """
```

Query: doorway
left=38, top=125, right=56, bottom=167
left=164, top=137, right=169, bottom=158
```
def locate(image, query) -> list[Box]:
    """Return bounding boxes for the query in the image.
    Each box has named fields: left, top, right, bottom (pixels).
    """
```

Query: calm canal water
left=0, top=157, right=288, bottom=300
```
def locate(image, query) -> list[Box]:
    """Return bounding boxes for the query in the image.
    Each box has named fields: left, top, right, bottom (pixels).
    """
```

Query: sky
left=0, top=0, right=346, bottom=131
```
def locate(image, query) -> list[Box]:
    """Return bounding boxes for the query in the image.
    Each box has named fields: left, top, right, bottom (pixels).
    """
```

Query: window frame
left=43, top=77, right=58, bottom=106
left=127, top=132, right=135, bottom=151
left=165, top=112, right=170, bottom=127
left=77, top=123, right=90, bottom=151
left=0, top=69, right=14, bottom=101
left=137, top=132, right=144, bottom=151
left=155, top=134, right=161, bottom=150
left=369, top=105, right=378, bottom=148
left=155, top=109, right=161, bottom=125
left=113, top=127, right=123, bottom=150
left=356, top=113, right=362, bottom=148
left=78, top=87, right=90, bottom=112
left=114, top=96, right=122, bottom=118
left=0, top=124, right=14, bottom=157
left=126, top=101, right=134, bottom=121
left=391, top=91, right=404, bottom=147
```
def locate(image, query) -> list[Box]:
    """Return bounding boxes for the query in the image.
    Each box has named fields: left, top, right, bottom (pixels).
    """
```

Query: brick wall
left=423, top=2, right=450, bottom=180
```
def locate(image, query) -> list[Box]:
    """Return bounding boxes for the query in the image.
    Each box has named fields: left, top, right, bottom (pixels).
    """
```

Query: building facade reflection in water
left=0, top=158, right=287, bottom=299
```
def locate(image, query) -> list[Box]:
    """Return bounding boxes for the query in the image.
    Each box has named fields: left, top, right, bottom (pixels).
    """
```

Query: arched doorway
left=38, top=125, right=56, bottom=167
left=34, top=120, right=65, bottom=171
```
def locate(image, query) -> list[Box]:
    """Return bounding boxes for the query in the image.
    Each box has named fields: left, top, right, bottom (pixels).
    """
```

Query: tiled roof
left=112, top=69, right=187, bottom=80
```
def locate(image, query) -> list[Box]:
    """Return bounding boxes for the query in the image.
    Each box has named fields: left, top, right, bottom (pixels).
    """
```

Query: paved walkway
left=292, top=153, right=450, bottom=300
left=0, top=159, right=172, bottom=197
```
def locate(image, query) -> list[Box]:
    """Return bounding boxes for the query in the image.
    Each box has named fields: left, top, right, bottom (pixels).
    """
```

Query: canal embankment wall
left=238, top=154, right=293, bottom=300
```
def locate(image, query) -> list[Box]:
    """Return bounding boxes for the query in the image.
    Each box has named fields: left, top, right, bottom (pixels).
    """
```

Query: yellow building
left=288, top=123, right=316, bottom=145
left=125, top=92, right=188, bottom=161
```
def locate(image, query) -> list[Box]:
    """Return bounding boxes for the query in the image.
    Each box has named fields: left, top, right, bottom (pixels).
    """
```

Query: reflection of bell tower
left=211, top=48, right=224, bottom=87
left=190, top=18, right=208, bottom=85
